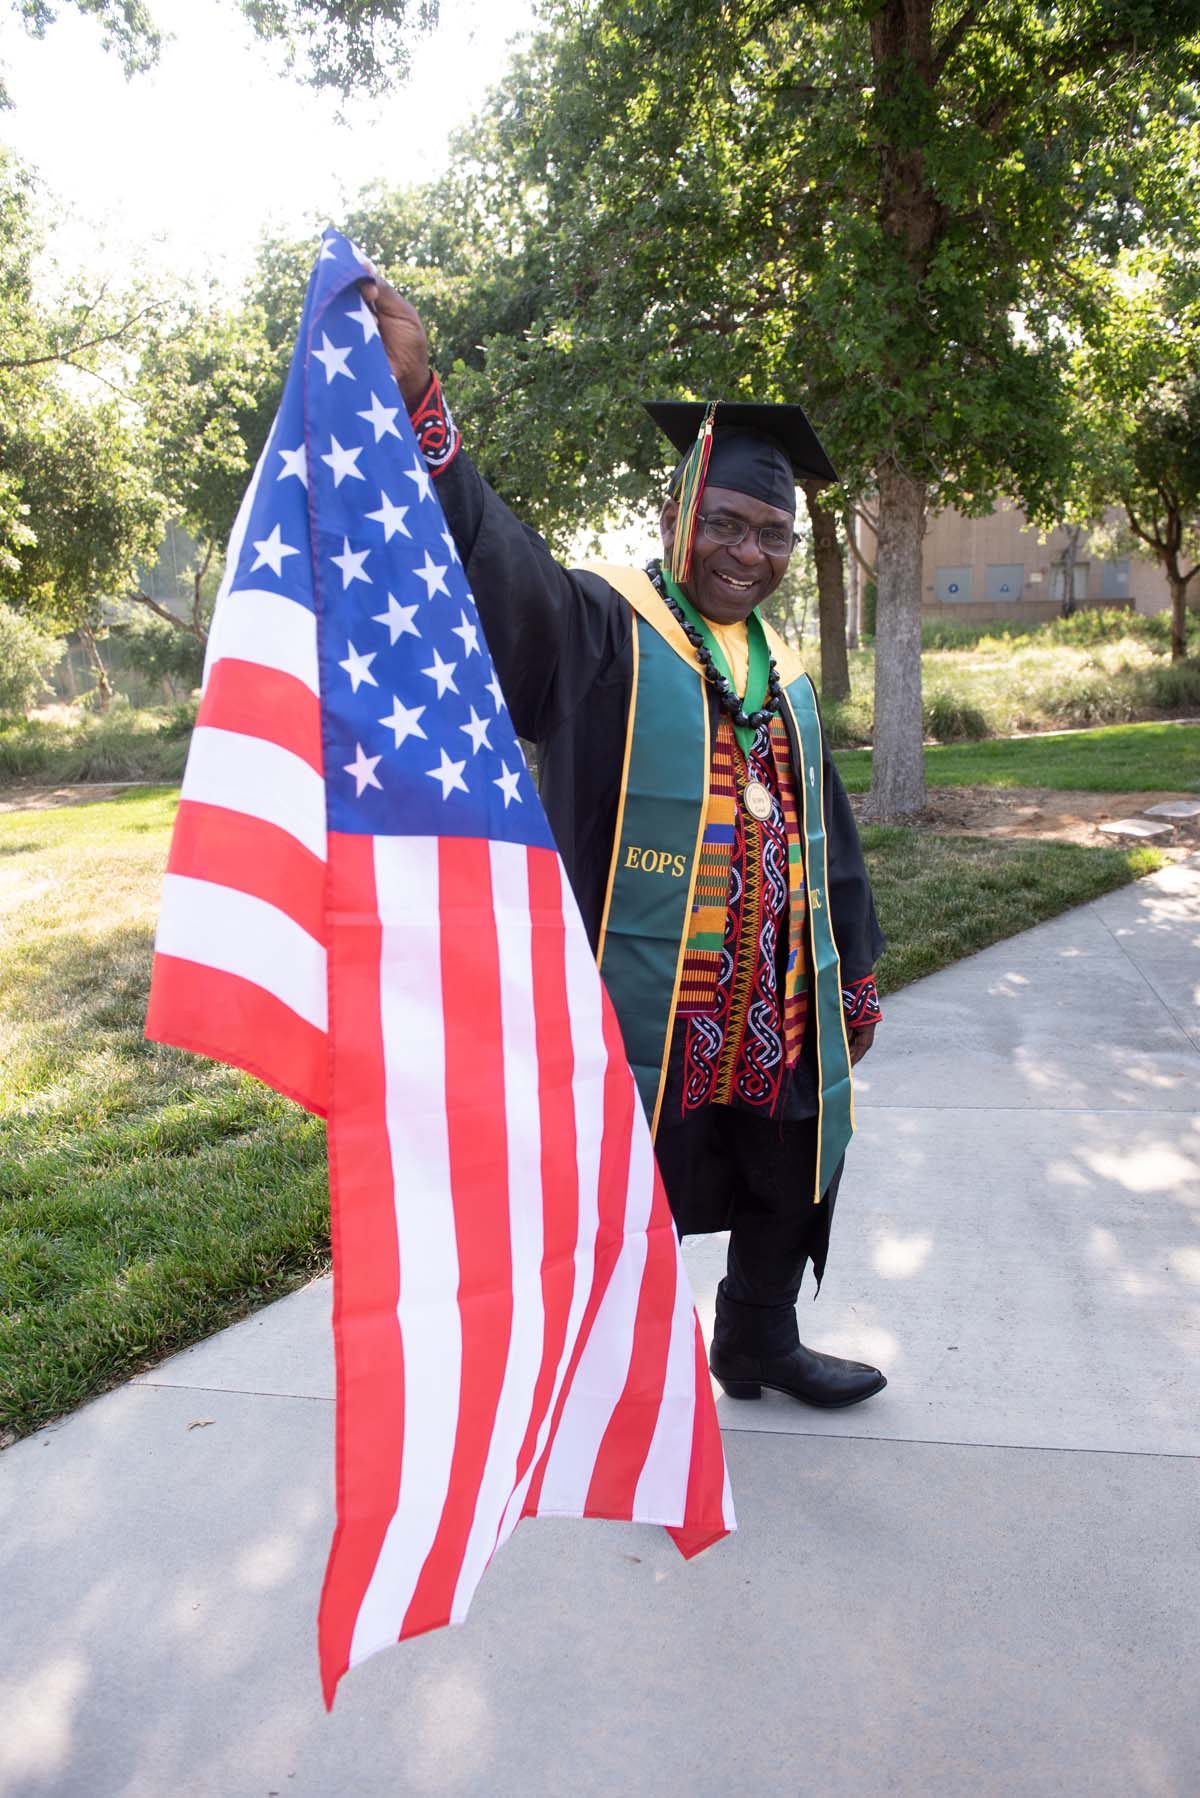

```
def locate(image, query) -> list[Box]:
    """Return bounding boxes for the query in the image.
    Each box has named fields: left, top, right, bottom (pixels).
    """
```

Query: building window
left=935, top=565, right=973, bottom=603
left=985, top=563, right=1024, bottom=601
left=1100, top=559, right=1130, bottom=601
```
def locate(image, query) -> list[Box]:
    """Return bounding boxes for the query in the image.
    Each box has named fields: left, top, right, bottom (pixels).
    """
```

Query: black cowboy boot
left=709, top=1282, right=886, bottom=1409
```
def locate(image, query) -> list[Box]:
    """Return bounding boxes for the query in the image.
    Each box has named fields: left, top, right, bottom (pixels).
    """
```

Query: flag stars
left=427, top=748, right=469, bottom=801
left=452, top=610, right=480, bottom=657
left=347, top=298, right=380, bottom=342
left=441, top=527, right=460, bottom=564
left=339, top=640, right=378, bottom=692
left=277, top=444, right=307, bottom=487
left=250, top=523, right=299, bottom=578
left=331, top=537, right=372, bottom=588
left=312, top=333, right=355, bottom=383
left=321, top=434, right=365, bottom=487
left=365, top=490, right=410, bottom=541
left=460, top=706, right=492, bottom=755
left=379, top=698, right=427, bottom=748
left=405, top=456, right=433, bottom=502
left=494, top=762, right=523, bottom=809
left=421, top=647, right=458, bottom=698
left=357, top=392, right=401, bottom=442
left=344, top=742, right=382, bottom=797
left=372, top=592, right=420, bottom=645
left=414, top=550, right=450, bottom=600
left=485, top=672, right=507, bottom=713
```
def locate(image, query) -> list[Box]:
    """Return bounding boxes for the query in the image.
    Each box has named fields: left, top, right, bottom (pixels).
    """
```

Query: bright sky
left=0, top=0, right=537, bottom=288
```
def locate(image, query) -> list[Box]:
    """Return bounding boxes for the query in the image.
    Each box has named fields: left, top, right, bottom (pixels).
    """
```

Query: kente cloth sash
left=584, top=563, right=855, bottom=1202
left=675, top=712, right=809, bottom=1077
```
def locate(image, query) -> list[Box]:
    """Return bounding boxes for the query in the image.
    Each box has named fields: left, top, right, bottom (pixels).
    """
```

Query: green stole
left=584, top=563, right=855, bottom=1204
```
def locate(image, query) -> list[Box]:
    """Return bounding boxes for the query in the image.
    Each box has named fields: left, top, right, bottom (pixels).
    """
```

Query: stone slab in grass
left=1142, top=799, right=1200, bottom=819
left=1098, top=816, right=1173, bottom=839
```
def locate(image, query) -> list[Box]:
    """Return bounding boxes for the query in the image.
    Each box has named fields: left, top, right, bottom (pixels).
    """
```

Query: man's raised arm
left=362, top=278, right=629, bottom=746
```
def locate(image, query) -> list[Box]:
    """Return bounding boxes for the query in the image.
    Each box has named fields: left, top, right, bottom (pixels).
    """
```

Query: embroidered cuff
left=842, top=975, right=882, bottom=1029
left=408, top=371, right=461, bottom=475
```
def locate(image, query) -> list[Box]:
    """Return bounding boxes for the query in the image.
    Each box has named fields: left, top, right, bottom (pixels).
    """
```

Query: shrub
left=923, top=690, right=990, bottom=742
left=114, top=613, right=205, bottom=690
left=1149, top=658, right=1200, bottom=712
left=0, top=604, right=60, bottom=718
left=819, top=695, right=873, bottom=748
left=0, top=708, right=190, bottom=783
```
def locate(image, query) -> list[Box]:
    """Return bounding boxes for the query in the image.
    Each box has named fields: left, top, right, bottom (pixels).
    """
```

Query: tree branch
left=933, top=4, right=982, bottom=80
left=128, top=590, right=207, bottom=643
left=0, top=304, right=159, bottom=371
left=1124, top=499, right=1165, bottom=555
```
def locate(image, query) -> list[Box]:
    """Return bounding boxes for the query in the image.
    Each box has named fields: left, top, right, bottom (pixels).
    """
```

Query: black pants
left=653, top=1106, right=843, bottom=1313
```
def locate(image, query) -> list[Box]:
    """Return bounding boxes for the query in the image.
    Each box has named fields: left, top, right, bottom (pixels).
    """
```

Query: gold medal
left=742, top=779, right=773, bottom=821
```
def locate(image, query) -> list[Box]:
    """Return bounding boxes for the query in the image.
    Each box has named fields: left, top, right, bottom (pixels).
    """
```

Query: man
left=365, top=275, right=887, bottom=1409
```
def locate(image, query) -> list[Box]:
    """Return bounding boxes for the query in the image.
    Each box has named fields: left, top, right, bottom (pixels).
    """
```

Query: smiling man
left=368, top=277, right=888, bottom=1409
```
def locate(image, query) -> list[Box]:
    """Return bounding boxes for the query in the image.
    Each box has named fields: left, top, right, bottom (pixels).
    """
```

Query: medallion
left=742, top=779, right=773, bottom=821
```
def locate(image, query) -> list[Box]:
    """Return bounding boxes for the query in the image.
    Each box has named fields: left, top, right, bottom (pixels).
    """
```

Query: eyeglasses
left=696, top=512, right=798, bottom=557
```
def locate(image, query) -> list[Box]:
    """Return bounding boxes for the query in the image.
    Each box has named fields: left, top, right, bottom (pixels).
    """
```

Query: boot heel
left=716, top=1377, right=762, bottom=1400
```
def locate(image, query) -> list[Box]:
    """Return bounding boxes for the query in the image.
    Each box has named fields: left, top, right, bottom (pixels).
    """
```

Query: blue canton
left=225, top=228, right=551, bottom=852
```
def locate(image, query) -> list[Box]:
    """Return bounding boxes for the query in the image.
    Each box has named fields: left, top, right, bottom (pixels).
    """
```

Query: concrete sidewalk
left=3, top=861, right=1199, bottom=1798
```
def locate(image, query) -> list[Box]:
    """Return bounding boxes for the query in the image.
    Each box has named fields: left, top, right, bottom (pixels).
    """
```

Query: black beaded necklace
left=647, top=561, right=783, bottom=732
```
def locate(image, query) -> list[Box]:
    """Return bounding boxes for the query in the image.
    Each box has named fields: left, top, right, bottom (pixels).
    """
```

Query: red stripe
left=584, top=1188, right=679, bottom=1521
left=524, top=973, right=634, bottom=1518
left=317, top=836, right=402, bottom=1707
left=499, top=846, right=581, bottom=1528
left=401, top=837, right=514, bottom=1636
left=199, top=657, right=323, bottom=774
left=167, top=800, right=326, bottom=944
left=666, top=1313, right=731, bottom=1560
left=146, top=954, right=327, bottom=1116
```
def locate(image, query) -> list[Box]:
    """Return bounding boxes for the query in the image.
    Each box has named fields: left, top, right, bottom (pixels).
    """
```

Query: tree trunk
left=1168, top=571, right=1188, bottom=662
left=1057, top=524, right=1081, bottom=618
left=864, top=466, right=927, bottom=821
left=845, top=507, right=861, bottom=648
left=77, top=625, right=113, bottom=711
left=802, top=480, right=850, bottom=701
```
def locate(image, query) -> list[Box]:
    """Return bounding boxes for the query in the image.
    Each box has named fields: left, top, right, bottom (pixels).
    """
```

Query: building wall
left=858, top=500, right=1171, bottom=624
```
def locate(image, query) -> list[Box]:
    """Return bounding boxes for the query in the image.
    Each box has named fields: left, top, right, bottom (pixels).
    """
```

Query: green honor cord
left=659, top=569, right=771, bottom=757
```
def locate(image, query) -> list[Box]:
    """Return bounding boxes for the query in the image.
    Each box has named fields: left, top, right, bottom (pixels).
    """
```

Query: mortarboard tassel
left=669, top=399, right=718, bottom=587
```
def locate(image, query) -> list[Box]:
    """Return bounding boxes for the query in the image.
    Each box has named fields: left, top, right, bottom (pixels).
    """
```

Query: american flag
left=146, top=230, right=734, bottom=1705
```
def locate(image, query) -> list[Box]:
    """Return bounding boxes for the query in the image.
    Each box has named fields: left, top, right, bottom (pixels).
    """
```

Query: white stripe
left=204, top=588, right=320, bottom=696
left=534, top=1118, right=656, bottom=1513
left=182, top=727, right=327, bottom=863
left=203, top=420, right=278, bottom=689
left=155, top=874, right=327, bottom=1031
left=631, top=1239, right=695, bottom=1524
left=495, top=900, right=609, bottom=1543
left=449, top=840, right=547, bottom=1622
left=349, top=837, right=461, bottom=1667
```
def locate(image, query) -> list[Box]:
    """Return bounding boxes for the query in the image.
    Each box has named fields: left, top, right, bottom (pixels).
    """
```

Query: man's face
left=659, top=483, right=795, bottom=624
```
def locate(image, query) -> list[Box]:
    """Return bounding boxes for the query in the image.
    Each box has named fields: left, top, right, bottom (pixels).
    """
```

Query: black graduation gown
left=432, top=448, right=884, bottom=985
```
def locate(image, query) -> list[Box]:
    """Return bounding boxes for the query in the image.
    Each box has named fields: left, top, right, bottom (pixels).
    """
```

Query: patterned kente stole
left=676, top=714, right=809, bottom=1114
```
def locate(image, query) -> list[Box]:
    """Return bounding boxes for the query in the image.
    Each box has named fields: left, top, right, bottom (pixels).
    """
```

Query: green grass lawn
left=0, top=788, right=1161, bottom=1437
left=0, top=791, right=329, bottom=1439
left=835, top=720, right=1200, bottom=795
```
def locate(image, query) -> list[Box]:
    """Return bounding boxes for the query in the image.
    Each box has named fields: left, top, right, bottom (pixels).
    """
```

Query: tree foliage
left=349, top=0, right=1200, bottom=816
left=0, top=147, right=165, bottom=665
left=136, top=295, right=281, bottom=640
left=0, top=599, right=58, bottom=716
left=1073, top=251, right=1200, bottom=659
left=8, top=0, right=439, bottom=91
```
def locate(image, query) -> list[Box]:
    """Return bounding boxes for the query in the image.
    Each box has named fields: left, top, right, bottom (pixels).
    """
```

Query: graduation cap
left=644, top=399, right=837, bottom=584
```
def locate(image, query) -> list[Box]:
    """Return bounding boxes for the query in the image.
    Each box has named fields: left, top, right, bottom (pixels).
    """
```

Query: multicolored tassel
left=669, top=399, right=718, bottom=586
